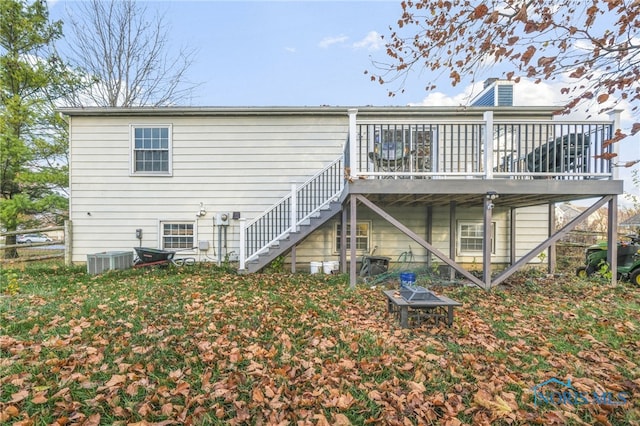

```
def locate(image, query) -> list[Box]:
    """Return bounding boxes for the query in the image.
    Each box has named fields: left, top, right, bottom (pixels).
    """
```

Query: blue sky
left=49, top=0, right=639, bottom=200
left=52, top=0, right=422, bottom=106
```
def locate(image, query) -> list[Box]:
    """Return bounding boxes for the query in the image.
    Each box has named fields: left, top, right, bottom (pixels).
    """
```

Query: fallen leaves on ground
left=1, top=265, right=639, bottom=424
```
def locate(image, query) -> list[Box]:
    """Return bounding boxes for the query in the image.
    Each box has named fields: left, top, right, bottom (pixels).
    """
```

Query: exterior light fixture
left=196, top=202, right=207, bottom=217
left=485, top=191, right=498, bottom=210
left=486, top=191, right=499, bottom=200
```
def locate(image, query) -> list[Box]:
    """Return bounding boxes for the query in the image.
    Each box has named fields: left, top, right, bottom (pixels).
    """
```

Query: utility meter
left=215, top=212, right=230, bottom=226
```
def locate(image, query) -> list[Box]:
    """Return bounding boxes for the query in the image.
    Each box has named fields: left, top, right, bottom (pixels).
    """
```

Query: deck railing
left=239, top=156, right=344, bottom=269
left=352, top=115, right=616, bottom=180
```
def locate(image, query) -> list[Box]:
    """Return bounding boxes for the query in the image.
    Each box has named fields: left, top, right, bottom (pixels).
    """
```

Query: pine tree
left=0, top=0, right=75, bottom=258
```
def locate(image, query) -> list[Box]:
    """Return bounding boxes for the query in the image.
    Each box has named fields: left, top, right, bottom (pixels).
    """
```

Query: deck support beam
left=340, top=205, right=347, bottom=275
left=355, top=195, right=485, bottom=289
left=608, top=196, right=618, bottom=284
left=548, top=203, right=556, bottom=274
left=449, top=201, right=456, bottom=282
left=483, top=195, right=494, bottom=290
left=349, top=194, right=358, bottom=289
left=491, top=195, right=612, bottom=288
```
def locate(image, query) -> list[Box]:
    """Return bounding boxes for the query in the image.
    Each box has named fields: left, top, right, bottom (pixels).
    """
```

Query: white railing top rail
left=243, top=156, right=344, bottom=230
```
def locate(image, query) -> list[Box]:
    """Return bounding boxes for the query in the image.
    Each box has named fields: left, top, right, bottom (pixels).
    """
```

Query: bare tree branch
left=63, top=0, right=199, bottom=107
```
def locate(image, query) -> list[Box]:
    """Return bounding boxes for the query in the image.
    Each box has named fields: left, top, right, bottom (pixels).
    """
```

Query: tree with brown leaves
left=369, top=0, right=640, bottom=137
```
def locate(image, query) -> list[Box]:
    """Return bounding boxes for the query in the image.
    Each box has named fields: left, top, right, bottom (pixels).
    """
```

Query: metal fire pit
left=400, top=285, right=441, bottom=302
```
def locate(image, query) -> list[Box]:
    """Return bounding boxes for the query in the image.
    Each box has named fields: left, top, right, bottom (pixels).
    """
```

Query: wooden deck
left=345, top=178, right=623, bottom=210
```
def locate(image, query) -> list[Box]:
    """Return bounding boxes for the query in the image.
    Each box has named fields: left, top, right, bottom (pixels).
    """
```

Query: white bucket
left=323, top=261, right=339, bottom=274
left=310, top=261, right=323, bottom=274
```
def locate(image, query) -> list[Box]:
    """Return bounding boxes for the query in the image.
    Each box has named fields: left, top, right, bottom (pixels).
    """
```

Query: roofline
left=58, top=105, right=561, bottom=118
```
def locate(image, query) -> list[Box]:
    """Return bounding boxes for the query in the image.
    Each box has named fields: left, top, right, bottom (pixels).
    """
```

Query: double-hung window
left=131, top=125, right=172, bottom=175
left=335, top=221, right=371, bottom=253
left=458, top=221, right=495, bottom=254
left=161, top=222, right=194, bottom=249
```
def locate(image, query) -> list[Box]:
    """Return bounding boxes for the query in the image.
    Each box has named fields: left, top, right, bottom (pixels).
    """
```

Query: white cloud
left=408, top=81, right=483, bottom=107
left=318, top=35, right=349, bottom=49
left=353, top=31, right=384, bottom=51
left=284, top=47, right=296, bottom=53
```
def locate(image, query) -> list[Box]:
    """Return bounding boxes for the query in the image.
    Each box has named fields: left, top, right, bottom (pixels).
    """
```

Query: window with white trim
left=458, top=221, right=495, bottom=254
left=161, top=222, right=194, bottom=249
left=131, top=126, right=172, bottom=174
left=335, top=221, right=371, bottom=253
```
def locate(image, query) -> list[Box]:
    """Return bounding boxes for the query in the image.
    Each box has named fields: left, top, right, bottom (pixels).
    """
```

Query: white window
left=161, top=222, right=194, bottom=249
left=131, top=125, right=172, bottom=175
left=335, top=221, right=371, bottom=253
left=458, top=221, right=495, bottom=254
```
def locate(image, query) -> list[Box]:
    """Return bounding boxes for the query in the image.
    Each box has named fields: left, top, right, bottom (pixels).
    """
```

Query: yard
left=1, top=263, right=639, bottom=425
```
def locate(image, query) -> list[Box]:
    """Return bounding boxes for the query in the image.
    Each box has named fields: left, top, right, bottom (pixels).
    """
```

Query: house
left=620, top=213, right=640, bottom=233
left=61, top=97, right=624, bottom=289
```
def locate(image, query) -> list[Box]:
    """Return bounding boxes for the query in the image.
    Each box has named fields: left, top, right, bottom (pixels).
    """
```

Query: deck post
left=426, top=205, right=433, bottom=269
left=608, top=196, right=618, bottom=284
left=509, top=208, right=516, bottom=265
left=349, top=194, right=358, bottom=289
left=449, top=201, right=456, bottom=281
left=483, top=111, right=494, bottom=179
left=548, top=203, right=557, bottom=274
left=239, top=218, right=246, bottom=271
left=348, top=108, right=358, bottom=178
left=290, top=183, right=297, bottom=233
left=608, top=109, right=623, bottom=180
left=340, top=206, right=347, bottom=273
left=483, top=195, right=493, bottom=290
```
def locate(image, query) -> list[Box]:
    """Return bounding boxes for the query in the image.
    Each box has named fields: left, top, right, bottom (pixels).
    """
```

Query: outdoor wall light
left=485, top=191, right=498, bottom=210
left=486, top=191, right=499, bottom=200
left=196, top=202, right=207, bottom=217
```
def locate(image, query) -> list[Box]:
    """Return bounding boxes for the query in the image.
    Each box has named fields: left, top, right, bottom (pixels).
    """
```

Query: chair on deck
left=526, top=133, right=590, bottom=176
left=368, top=141, right=411, bottom=173
left=368, top=141, right=430, bottom=174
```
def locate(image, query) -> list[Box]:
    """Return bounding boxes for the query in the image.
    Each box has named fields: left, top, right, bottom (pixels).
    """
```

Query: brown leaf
left=472, top=4, right=489, bottom=19
left=313, top=414, right=331, bottom=426
left=161, top=402, right=173, bottom=416
left=333, top=413, right=352, bottom=425
left=31, top=393, right=48, bottom=404
left=104, top=374, right=126, bottom=387
left=10, top=390, right=28, bottom=403
left=252, top=387, right=265, bottom=403
left=84, top=413, right=101, bottom=426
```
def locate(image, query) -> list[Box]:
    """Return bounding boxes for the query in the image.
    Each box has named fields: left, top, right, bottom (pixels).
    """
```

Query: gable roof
left=621, top=213, right=640, bottom=227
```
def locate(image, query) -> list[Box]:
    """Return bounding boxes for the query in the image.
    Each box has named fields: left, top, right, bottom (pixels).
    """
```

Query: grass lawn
left=1, top=263, right=639, bottom=425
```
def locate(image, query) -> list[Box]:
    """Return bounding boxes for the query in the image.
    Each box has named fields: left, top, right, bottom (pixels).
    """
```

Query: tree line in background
left=0, top=0, right=197, bottom=258
left=2, top=0, right=640, bottom=259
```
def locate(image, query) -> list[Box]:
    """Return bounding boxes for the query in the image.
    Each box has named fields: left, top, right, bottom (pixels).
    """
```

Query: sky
left=49, top=0, right=639, bottom=202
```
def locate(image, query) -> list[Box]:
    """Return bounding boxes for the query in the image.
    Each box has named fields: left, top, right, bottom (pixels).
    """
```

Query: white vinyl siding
left=68, top=113, right=347, bottom=260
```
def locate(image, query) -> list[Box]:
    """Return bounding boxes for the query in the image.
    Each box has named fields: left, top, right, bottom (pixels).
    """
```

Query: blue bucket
left=400, top=272, right=416, bottom=287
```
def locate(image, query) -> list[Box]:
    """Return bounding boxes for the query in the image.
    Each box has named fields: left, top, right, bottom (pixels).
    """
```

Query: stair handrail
left=240, top=155, right=345, bottom=269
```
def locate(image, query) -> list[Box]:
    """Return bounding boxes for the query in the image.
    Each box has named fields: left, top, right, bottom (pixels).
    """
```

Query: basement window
left=161, top=222, right=194, bottom=249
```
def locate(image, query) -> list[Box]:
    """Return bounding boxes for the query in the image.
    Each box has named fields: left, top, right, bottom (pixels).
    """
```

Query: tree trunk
left=3, top=235, right=19, bottom=259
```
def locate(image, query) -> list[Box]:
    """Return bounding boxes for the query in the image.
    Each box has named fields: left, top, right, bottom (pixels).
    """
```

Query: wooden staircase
left=239, top=156, right=345, bottom=273
left=242, top=200, right=342, bottom=273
